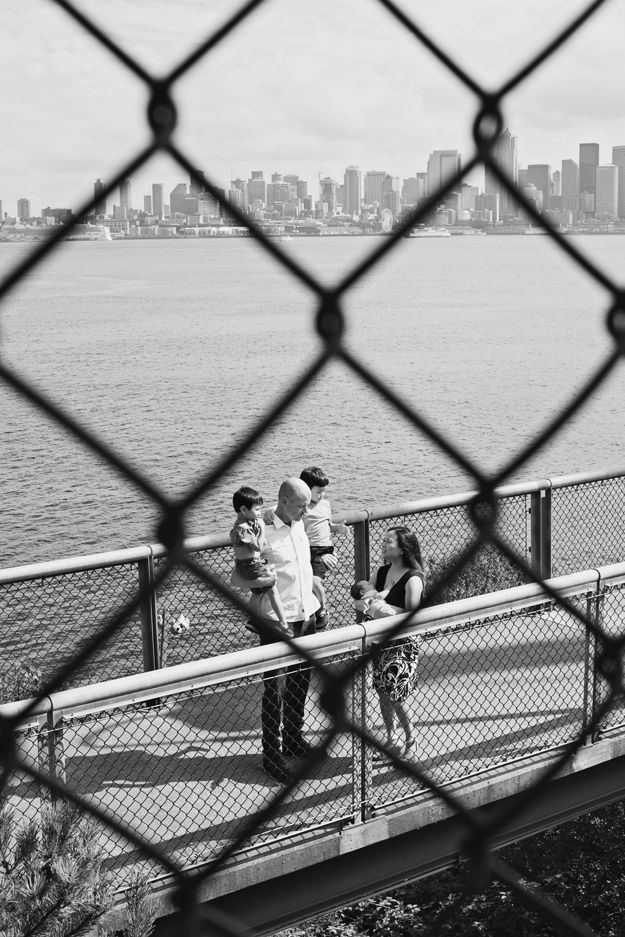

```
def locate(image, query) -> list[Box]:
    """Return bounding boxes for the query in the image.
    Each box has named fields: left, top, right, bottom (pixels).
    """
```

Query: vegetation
left=0, top=796, right=157, bottom=937
left=276, top=799, right=625, bottom=937
left=425, top=544, right=529, bottom=605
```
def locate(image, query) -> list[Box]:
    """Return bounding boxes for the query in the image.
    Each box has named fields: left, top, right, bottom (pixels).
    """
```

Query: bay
left=0, top=234, right=623, bottom=568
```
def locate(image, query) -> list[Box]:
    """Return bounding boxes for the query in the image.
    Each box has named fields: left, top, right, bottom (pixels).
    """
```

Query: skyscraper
left=152, top=183, right=164, bottom=219
left=144, top=195, right=152, bottom=214
left=484, top=128, right=518, bottom=217
left=119, top=179, right=131, bottom=218
left=364, top=171, right=387, bottom=206
left=93, top=178, right=106, bottom=216
left=382, top=175, right=400, bottom=215
left=169, top=183, right=188, bottom=215
left=343, top=165, right=361, bottom=216
left=595, top=165, right=618, bottom=218
left=17, top=198, right=30, bottom=221
left=426, top=150, right=461, bottom=199
left=526, top=164, right=551, bottom=211
left=561, top=159, right=578, bottom=213
left=579, top=143, right=599, bottom=200
left=247, top=171, right=266, bottom=207
left=611, top=146, right=625, bottom=219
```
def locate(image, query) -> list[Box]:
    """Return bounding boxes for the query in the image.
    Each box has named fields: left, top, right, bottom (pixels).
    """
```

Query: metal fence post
left=137, top=552, right=159, bottom=672
left=530, top=487, right=552, bottom=580
left=37, top=706, right=66, bottom=803
left=352, top=516, right=370, bottom=624
left=582, top=591, right=598, bottom=743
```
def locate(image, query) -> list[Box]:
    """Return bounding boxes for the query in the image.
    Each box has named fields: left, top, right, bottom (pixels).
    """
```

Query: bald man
left=255, top=477, right=320, bottom=784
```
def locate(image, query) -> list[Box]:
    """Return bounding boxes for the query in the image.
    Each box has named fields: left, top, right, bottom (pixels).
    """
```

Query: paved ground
left=7, top=606, right=625, bottom=887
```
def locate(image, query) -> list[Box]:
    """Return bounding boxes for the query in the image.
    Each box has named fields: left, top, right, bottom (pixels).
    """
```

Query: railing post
left=356, top=635, right=374, bottom=821
left=37, top=707, right=66, bottom=803
left=530, top=487, right=552, bottom=580
left=352, top=516, right=370, bottom=625
left=137, top=552, right=159, bottom=672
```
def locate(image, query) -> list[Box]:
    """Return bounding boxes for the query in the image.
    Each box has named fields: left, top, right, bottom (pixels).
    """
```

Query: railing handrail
left=4, top=562, right=618, bottom=728
left=2, top=467, right=624, bottom=584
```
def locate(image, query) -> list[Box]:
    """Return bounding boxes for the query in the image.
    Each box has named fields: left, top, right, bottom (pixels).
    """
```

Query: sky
left=3, top=0, right=625, bottom=215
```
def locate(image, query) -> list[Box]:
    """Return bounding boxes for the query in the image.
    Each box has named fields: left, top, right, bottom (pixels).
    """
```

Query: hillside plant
left=425, top=544, right=529, bottom=605
left=0, top=798, right=113, bottom=936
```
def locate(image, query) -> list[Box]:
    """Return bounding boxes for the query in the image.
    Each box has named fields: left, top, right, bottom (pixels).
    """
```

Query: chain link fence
left=2, top=1, right=625, bottom=934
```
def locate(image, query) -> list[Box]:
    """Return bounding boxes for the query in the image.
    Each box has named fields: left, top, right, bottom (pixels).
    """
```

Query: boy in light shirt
left=299, top=466, right=349, bottom=628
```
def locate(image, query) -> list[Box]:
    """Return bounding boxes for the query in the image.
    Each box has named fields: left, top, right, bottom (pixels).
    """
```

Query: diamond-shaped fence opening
left=2, top=2, right=625, bottom=936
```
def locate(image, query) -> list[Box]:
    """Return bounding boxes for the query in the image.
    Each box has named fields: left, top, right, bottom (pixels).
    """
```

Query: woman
left=368, top=526, right=425, bottom=761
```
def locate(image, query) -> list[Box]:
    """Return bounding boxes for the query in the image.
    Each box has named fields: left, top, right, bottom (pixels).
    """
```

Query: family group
left=228, top=468, right=425, bottom=785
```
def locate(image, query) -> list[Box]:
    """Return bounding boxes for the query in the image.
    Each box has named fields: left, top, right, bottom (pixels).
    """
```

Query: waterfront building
left=552, top=170, right=561, bottom=197
left=579, top=142, right=599, bottom=203
left=119, top=179, right=131, bottom=219
left=343, top=165, right=361, bottom=217
left=523, top=183, right=543, bottom=213
left=526, top=164, right=551, bottom=211
left=170, top=183, right=189, bottom=216
left=229, top=179, right=248, bottom=213
left=296, top=180, right=308, bottom=200
left=595, top=164, right=618, bottom=219
left=381, top=176, right=399, bottom=216
left=143, top=195, right=152, bottom=214
left=93, top=178, right=106, bottom=216
left=460, top=183, right=479, bottom=211
left=561, top=159, right=578, bottom=214
left=17, top=198, right=31, bottom=221
left=484, top=127, right=518, bottom=217
left=319, top=177, right=339, bottom=213
left=152, top=183, right=164, bottom=219
left=475, top=191, right=499, bottom=223
left=364, top=170, right=387, bottom=207
left=401, top=177, right=421, bottom=206
left=426, top=150, right=461, bottom=200
left=611, top=146, right=625, bottom=218
left=247, top=171, right=266, bottom=207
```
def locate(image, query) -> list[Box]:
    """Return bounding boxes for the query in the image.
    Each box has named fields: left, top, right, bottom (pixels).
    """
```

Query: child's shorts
left=310, top=545, right=334, bottom=579
left=235, top=557, right=276, bottom=594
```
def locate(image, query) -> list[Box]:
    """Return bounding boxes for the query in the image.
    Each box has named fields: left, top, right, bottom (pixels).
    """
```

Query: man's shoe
left=263, top=757, right=293, bottom=785
left=283, top=737, right=313, bottom=758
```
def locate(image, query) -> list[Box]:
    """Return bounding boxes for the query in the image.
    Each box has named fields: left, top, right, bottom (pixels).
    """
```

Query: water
left=1, top=234, right=624, bottom=568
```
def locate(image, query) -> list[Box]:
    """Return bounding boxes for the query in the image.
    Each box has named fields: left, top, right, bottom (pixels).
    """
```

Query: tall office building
left=169, top=183, right=189, bottom=215
left=247, top=171, right=266, bottom=207
left=484, top=128, right=518, bottom=217
left=296, top=180, right=308, bottom=200
left=382, top=175, right=400, bottom=215
left=343, top=165, right=362, bottom=216
left=611, top=146, right=625, bottom=219
left=119, top=179, right=131, bottom=218
left=526, top=164, right=551, bottom=211
left=595, top=165, right=618, bottom=218
left=152, top=183, right=164, bottom=219
left=319, top=177, right=339, bottom=212
left=144, top=195, right=152, bottom=214
left=579, top=143, right=600, bottom=201
left=93, top=178, right=106, bottom=216
left=561, top=159, right=578, bottom=213
left=426, top=150, right=461, bottom=199
left=17, top=198, right=30, bottom=221
left=364, top=171, right=387, bottom=206
left=190, top=170, right=208, bottom=197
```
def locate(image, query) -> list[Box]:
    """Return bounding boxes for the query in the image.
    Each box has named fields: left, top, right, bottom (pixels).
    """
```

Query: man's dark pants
left=260, top=615, right=317, bottom=760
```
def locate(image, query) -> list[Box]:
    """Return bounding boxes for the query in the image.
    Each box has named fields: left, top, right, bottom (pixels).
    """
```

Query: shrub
left=425, top=544, right=529, bottom=605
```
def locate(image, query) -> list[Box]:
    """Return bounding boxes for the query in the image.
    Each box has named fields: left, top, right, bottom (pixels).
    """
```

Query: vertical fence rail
left=138, top=552, right=159, bottom=672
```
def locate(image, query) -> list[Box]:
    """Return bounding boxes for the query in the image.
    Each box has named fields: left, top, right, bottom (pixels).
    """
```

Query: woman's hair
left=389, top=526, right=423, bottom=569
left=300, top=466, right=329, bottom=489
left=232, top=485, right=263, bottom=513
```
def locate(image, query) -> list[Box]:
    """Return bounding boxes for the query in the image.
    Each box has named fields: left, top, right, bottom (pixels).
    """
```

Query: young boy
left=299, top=466, right=349, bottom=629
left=229, top=485, right=290, bottom=634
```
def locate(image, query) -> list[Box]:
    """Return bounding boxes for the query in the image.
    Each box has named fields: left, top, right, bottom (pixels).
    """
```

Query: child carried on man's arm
left=230, top=486, right=290, bottom=634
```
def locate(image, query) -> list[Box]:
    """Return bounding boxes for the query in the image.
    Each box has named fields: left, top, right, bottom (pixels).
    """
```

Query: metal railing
left=1, top=468, right=623, bottom=699
left=4, top=562, right=625, bottom=898
left=2, top=2, right=625, bottom=934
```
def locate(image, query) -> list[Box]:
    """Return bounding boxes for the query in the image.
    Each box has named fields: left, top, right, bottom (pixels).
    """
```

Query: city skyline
left=5, top=130, right=625, bottom=223
left=3, top=0, right=624, bottom=213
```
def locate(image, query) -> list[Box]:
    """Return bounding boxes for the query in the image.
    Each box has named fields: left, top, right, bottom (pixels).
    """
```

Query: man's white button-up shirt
left=260, top=514, right=320, bottom=622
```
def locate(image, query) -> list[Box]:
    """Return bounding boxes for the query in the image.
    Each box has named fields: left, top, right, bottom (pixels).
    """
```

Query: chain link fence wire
left=2, top=0, right=625, bottom=934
